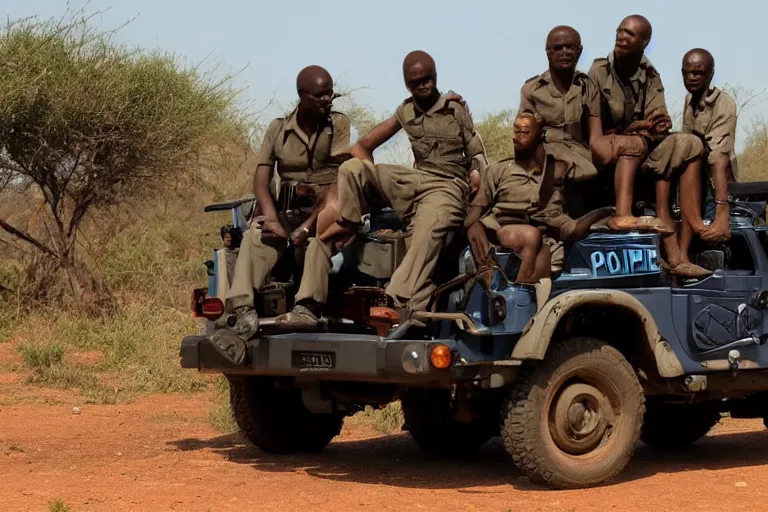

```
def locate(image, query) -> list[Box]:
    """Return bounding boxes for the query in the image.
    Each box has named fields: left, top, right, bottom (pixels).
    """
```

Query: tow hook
left=728, top=349, right=741, bottom=376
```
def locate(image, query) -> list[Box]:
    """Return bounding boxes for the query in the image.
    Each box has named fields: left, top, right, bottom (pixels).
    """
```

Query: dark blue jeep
left=180, top=181, right=768, bottom=490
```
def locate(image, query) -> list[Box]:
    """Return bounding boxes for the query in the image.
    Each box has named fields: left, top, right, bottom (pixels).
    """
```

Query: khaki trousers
left=295, top=158, right=467, bottom=313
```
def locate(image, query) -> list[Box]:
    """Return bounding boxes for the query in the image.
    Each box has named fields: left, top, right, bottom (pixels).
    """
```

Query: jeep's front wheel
left=227, top=375, right=343, bottom=454
left=501, top=337, right=645, bottom=489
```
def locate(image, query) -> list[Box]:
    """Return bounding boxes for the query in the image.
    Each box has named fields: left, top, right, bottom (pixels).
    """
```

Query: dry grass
left=208, top=376, right=239, bottom=433
left=360, top=402, right=405, bottom=435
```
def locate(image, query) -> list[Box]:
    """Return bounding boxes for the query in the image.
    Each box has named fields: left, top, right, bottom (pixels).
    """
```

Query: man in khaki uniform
left=519, top=26, right=602, bottom=187
left=589, top=15, right=710, bottom=278
left=277, top=50, right=487, bottom=328
left=465, top=111, right=612, bottom=283
left=209, top=65, right=350, bottom=365
left=680, top=48, right=737, bottom=250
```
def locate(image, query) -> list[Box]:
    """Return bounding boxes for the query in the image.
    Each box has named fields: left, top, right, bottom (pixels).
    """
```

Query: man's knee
left=498, top=225, right=541, bottom=251
left=338, top=157, right=367, bottom=185
left=519, top=225, right=542, bottom=249
left=592, top=134, right=648, bottom=166
left=666, top=133, right=705, bottom=162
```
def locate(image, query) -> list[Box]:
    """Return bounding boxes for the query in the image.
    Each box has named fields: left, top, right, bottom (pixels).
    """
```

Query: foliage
left=0, top=8, right=247, bottom=308
left=361, top=402, right=405, bottom=434
left=48, top=500, right=73, bottom=512
left=476, top=109, right=516, bottom=163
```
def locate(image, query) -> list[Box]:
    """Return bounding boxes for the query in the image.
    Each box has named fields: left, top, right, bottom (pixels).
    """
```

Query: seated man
left=519, top=25, right=602, bottom=186
left=679, top=48, right=737, bottom=250
left=276, top=50, right=487, bottom=328
left=210, top=65, right=350, bottom=365
left=220, top=224, right=241, bottom=286
left=465, top=111, right=612, bottom=284
left=588, top=14, right=710, bottom=278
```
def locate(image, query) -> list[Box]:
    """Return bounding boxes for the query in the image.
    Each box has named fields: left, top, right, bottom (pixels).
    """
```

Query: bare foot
left=608, top=215, right=675, bottom=234
left=671, top=262, right=713, bottom=278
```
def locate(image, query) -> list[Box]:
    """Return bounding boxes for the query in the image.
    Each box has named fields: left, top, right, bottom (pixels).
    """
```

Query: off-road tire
left=640, top=402, right=721, bottom=450
left=500, top=337, right=645, bottom=489
left=226, top=375, right=343, bottom=454
left=401, top=388, right=496, bottom=457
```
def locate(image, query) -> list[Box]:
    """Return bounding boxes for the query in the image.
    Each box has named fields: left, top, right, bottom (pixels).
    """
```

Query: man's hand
left=623, top=120, right=653, bottom=134
left=256, top=216, right=288, bottom=240
left=467, top=221, right=493, bottom=267
left=700, top=208, right=731, bottom=245
left=468, top=169, right=481, bottom=201
left=289, top=226, right=310, bottom=248
left=650, top=114, right=672, bottom=136
left=445, top=92, right=465, bottom=104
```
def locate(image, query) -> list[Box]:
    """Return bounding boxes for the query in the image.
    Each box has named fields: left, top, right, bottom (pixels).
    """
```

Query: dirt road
left=2, top=385, right=768, bottom=512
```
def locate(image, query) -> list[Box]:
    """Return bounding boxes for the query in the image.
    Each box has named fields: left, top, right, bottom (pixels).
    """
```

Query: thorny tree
left=0, top=11, right=246, bottom=307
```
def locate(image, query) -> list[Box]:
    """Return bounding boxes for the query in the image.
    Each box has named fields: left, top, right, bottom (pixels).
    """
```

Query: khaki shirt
left=682, top=87, right=738, bottom=171
left=257, top=107, right=351, bottom=185
left=478, top=153, right=570, bottom=234
left=395, top=91, right=486, bottom=181
left=519, top=70, right=600, bottom=146
left=588, top=53, right=668, bottom=133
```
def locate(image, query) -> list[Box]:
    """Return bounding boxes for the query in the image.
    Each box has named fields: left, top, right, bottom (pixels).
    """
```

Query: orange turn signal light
left=430, top=344, right=452, bottom=369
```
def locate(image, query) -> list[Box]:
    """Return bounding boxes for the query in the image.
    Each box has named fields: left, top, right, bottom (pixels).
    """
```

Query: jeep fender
left=511, top=289, right=685, bottom=378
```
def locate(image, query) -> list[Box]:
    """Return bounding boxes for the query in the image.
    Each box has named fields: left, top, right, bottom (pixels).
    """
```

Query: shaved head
left=683, top=48, right=714, bottom=70
left=682, top=48, right=715, bottom=94
left=296, top=65, right=333, bottom=92
left=402, top=50, right=439, bottom=106
left=295, top=65, right=334, bottom=118
left=545, top=25, right=582, bottom=72
left=621, top=14, right=652, bottom=41
left=402, top=50, right=436, bottom=77
left=546, top=25, right=581, bottom=48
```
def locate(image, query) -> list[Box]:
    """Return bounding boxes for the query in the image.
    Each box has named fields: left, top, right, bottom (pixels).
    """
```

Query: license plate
left=292, top=351, right=335, bottom=369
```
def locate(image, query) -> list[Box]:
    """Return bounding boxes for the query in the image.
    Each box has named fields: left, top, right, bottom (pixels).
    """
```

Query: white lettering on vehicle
left=589, top=248, right=659, bottom=277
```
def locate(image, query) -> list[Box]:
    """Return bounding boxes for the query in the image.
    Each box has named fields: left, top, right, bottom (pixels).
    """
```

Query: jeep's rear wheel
left=401, top=388, right=496, bottom=457
left=501, top=337, right=645, bottom=489
left=226, top=375, right=343, bottom=454
left=640, top=401, right=721, bottom=450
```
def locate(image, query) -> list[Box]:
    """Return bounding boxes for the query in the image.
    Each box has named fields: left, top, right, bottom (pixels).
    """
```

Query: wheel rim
left=548, top=379, right=618, bottom=457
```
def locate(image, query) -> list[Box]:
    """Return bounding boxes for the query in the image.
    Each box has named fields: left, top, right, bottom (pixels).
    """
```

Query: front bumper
left=179, top=332, right=477, bottom=385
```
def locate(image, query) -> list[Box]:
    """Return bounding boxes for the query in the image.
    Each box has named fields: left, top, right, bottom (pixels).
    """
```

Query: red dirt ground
left=2, top=379, right=768, bottom=512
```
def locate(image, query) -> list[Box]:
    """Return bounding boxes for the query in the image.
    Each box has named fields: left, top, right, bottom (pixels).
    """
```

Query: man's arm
left=644, top=72, right=673, bottom=135
left=700, top=97, right=738, bottom=243
left=348, top=115, right=401, bottom=162
left=452, top=99, right=488, bottom=192
left=252, top=119, right=283, bottom=234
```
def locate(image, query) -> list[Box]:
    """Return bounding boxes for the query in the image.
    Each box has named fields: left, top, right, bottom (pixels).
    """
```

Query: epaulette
left=497, top=155, right=516, bottom=163
left=524, top=74, right=539, bottom=84
left=593, top=57, right=608, bottom=63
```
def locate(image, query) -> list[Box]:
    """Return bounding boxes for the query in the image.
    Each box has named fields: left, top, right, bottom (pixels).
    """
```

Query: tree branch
left=0, top=219, right=58, bottom=257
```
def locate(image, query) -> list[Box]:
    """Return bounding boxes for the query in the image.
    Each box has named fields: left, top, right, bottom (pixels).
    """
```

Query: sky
left=6, top=0, right=768, bottom=153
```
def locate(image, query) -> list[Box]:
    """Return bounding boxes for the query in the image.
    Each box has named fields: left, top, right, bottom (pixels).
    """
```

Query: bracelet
left=302, top=227, right=310, bottom=234
left=714, top=200, right=729, bottom=206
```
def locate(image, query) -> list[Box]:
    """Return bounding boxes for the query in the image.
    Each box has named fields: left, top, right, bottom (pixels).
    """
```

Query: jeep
left=180, top=180, right=768, bottom=489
